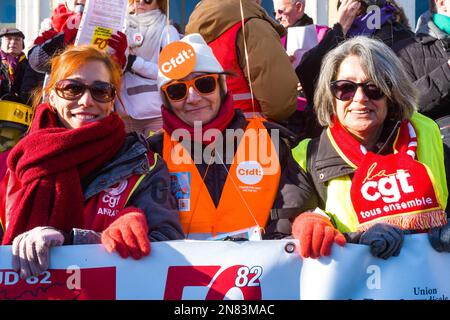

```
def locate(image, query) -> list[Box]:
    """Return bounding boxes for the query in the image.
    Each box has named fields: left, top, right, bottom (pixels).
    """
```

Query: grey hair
left=314, top=36, right=418, bottom=127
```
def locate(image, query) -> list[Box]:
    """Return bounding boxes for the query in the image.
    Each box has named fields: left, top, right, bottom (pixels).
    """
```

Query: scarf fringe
left=357, top=209, right=447, bottom=232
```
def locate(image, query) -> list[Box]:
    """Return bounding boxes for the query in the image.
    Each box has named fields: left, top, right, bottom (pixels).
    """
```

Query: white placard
left=74, top=0, right=127, bottom=48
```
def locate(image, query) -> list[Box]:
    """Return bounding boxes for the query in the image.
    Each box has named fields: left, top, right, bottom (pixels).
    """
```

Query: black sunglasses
left=144, top=0, right=153, bottom=4
left=330, top=80, right=385, bottom=101
left=55, top=79, right=116, bottom=103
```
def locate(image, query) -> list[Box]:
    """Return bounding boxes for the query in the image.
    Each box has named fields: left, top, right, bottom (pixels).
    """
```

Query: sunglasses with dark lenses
left=162, top=74, right=219, bottom=102
left=55, top=79, right=116, bottom=103
left=330, top=80, right=385, bottom=101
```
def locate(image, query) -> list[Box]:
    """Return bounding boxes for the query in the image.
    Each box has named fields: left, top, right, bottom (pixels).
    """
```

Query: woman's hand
left=101, top=209, right=151, bottom=260
left=338, top=0, right=362, bottom=35
left=292, top=212, right=346, bottom=258
left=428, top=223, right=450, bottom=252
left=359, top=223, right=404, bottom=259
left=12, top=227, right=65, bottom=279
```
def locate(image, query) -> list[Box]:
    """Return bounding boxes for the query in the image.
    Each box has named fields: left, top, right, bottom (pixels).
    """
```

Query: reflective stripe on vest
left=208, top=21, right=261, bottom=114
left=291, top=113, right=448, bottom=232
left=163, top=118, right=281, bottom=239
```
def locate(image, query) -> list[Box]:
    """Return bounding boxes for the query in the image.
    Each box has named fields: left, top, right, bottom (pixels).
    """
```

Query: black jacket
left=0, top=52, right=29, bottom=104
left=396, top=11, right=450, bottom=119
left=147, top=110, right=317, bottom=238
left=296, top=21, right=413, bottom=107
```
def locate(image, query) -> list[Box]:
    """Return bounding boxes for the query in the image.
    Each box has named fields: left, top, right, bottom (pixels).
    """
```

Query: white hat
left=157, top=33, right=224, bottom=89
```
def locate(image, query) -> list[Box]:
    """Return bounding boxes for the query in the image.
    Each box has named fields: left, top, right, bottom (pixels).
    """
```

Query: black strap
left=270, top=208, right=300, bottom=220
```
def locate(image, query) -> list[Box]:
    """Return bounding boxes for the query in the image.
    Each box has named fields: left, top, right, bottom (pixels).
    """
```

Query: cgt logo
left=164, top=265, right=263, bottom=300
left=361, top=167, right=414, bottom=203
left=236, top=161, right=263, bottom=185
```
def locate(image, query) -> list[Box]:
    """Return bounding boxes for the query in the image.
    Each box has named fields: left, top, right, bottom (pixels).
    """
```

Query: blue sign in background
left=0, top=0, right=15, bottom=24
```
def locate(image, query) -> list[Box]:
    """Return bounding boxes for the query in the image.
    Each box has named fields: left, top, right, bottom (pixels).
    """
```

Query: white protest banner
left=300, top=233, right=450, bottom=300
left=0, top=240, right=300, bottom=300
left=286, top=24, right=318, bottom=69
left=74, top=0, right=127, bottom=49
left=0, top=235, right=449, bottom=300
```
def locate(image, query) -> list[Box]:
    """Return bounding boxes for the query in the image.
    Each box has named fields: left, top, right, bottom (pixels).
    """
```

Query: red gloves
left=101, top=209, right=151, bottom=260
left=108, top=31, right=128, bottom=69
left=292, top=212, right=346, bottom=258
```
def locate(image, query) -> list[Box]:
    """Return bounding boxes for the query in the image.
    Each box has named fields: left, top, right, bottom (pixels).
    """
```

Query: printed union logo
left=158, top=41, right=196, bottom=80
left=236, top=161, right=263, bottom=185
left=104, top=180, right=127, bottom=196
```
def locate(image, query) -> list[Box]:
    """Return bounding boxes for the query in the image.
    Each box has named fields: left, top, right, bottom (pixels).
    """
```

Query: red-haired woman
left=0, top=45, right=183, bottom=279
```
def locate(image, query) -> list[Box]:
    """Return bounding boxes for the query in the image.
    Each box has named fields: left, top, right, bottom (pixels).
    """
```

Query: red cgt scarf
left=328, top=117, right=447, bottom=232
left=2, top=104, right=126, bottom=244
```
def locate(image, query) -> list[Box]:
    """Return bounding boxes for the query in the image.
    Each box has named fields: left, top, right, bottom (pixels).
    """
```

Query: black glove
left=359, top=223, right=404, bottom=259
left=428, top=223, right=450, bottom=252
left=126, top=54, right=137, bottom=72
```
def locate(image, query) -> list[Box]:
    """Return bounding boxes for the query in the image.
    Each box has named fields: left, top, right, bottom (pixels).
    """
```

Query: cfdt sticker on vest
left=158, top=41, right=196, bottom=80
left=237, top=161, right=263, bottom=186
left=170, top=172, right=191, bottom=212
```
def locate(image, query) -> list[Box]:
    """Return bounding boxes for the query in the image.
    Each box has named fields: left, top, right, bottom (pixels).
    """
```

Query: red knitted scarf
left=328, top=117, right=446, bottom=232
left=2, top=104, right=125, bottom=244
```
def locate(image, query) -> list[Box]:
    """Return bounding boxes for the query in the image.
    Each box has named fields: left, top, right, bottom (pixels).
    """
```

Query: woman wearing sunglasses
left=0, top=45, right=183, bottom=279
left=296, top=0, right=413, bottom=111
left=151, top=34, right=309, bottom=240
left=117, top=0, right=180, bottom=136
left=291, top=36, right=450, bottom=260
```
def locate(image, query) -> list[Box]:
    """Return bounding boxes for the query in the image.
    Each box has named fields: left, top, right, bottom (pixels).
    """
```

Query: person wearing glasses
left=273, top=0, right=313, bottom=29
left=0, top=45, right=184, bottom=279
left=290, top=37, right=450, bottom=260
left=150, top=33, right=313, bottom=240
left=118, top=0, right=180, bottom=136
left=296, top=0, right=413, bottom=112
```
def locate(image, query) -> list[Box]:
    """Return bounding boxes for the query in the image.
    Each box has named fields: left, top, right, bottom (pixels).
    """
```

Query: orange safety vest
left=163, top=118, right=281, bottom=239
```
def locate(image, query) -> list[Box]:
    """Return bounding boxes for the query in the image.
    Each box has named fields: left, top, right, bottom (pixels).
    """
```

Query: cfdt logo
left=236, top=161, right=263, bottom=185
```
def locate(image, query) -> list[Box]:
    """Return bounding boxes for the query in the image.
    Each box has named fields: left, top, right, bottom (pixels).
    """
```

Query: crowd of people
left=1, top=0, right=450, bottom=281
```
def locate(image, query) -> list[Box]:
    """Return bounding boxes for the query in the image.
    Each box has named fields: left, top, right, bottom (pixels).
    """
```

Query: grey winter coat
left=72, top=133, right=184, bottom=244
left=396, top=11, right=450, bottom=119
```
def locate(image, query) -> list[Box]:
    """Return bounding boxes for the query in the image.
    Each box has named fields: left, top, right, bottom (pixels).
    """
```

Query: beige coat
left=185, top=0, right=299, bottom=122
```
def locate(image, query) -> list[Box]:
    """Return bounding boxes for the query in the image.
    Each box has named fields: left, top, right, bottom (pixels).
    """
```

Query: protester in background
left=28, top=0, right=127, bottom=81
left=0, top=28, right=31, bottom=104
left=0, top=99, right=32, bottom=181
left=291, top=37, right=450, bottom=259
left=118, top=0, right=180, bottom=136
left=185, top=0, right=298, bottom=123
left=28, top=0, right=86, bottom=74
left=396, top=0, right=450, bottom=120
left=296, top=0, right=413, bottom=109
left=0, top=45, right=183, bottom=279
left=273, top=0, right=313, bottom=28
left=151, top=33, right=314, bottom=240
left=272, top=0, right=329, bottom=141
